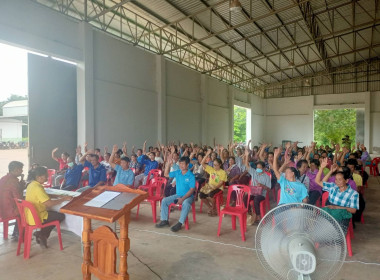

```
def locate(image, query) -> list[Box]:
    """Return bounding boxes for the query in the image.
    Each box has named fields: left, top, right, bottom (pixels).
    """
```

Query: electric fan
left=255, top=203, right=346, bottom=280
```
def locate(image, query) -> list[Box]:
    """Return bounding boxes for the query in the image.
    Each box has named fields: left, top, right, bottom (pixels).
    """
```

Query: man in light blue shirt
left=109, top=145, right=135, bottom=187
left=156, top=156, right=195, bottom=232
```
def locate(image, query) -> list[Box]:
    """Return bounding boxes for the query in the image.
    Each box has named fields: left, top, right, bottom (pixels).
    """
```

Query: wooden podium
left=60, top=184, right=148, bottom=280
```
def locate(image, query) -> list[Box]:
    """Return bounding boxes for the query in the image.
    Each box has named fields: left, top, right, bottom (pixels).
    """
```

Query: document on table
left=84, top=191, right=121, bottom=208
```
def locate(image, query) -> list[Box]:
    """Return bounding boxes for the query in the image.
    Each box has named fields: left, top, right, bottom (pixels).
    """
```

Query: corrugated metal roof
left=34, top=0, right=380, bottom=97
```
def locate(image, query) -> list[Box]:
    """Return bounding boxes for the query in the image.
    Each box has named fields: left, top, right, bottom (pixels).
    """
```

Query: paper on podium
left=84, top=191, right=121, bottom=207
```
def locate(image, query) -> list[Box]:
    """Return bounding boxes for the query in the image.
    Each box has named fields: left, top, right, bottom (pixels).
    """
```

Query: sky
left=0, top=43, right=28, bottom=102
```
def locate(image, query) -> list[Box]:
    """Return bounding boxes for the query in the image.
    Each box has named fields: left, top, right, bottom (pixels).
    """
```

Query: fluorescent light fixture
left=28, top=50, right=48, bottom=58
left=230, top=0, right=242, bottom=12
left=51, top=56, right=77, bottom=66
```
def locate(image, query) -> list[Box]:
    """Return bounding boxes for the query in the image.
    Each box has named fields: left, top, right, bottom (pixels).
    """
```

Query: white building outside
left=0, top=100, right=28, bottom=142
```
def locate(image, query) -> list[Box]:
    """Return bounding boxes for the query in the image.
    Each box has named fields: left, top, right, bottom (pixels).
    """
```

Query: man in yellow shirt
left=25, top=167, right=71, bottom=248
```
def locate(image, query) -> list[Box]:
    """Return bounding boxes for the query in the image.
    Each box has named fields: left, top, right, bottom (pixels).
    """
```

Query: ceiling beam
left=236, top=44, right=380, bottom=86
left=86, top=0, right=133, bottom=22
left=205, top=21, right=379, bottom=74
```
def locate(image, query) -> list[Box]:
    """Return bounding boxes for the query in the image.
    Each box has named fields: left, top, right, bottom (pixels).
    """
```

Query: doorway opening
left=0, top=43, right=29, bottom=176
left=233, top=105, right=251, bottom=145
left=313, top=108, right=360, bottom=149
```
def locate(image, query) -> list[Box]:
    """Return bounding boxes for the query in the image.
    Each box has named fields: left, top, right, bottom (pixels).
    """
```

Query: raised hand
left=206, top=149, right=212, bottom=157
left=53, top=147, right=59, bottom=153
left=112, top=144, right=118, bottom=154
left=320, top=157, right=328, bottom=169
left=331, top=163, right=339, bottom=173
left=274, top=147, right=281, bottom=158
left=285, top=142, right=291, bottom=149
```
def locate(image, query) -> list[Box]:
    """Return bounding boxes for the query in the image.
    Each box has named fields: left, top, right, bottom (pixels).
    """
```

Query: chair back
left=148, top=177, right=167, bottom=198
left=14, top=199, right=43, bottom=227
left=131, top=168, right=136, bottom=174
left=146, top=169, right=162, bottom=185
left=226, top=184, right=251, bottom=210
left=321, top=192, right=329, bottom=207
left=43, top=169, right=56, bottom=187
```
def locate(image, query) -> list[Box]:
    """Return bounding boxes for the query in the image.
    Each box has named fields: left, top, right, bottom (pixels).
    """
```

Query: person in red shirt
left=0, top=161, right=25, bottom=238
left=51, top=147, right=69, bottom=170
left=95, top=148, right=104, bottom=162
left=51, top=147, right=69, bottom=186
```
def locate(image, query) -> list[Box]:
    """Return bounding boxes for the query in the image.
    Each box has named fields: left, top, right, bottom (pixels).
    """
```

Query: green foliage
left=0, top=94, right=28, bottom=115
left=233, top=106, right=246, bottom=143
left=314, top=109, right=356, bottom=147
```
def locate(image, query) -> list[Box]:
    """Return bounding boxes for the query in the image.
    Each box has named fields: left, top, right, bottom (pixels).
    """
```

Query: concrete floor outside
left=0, top=150, right=379, bottom=280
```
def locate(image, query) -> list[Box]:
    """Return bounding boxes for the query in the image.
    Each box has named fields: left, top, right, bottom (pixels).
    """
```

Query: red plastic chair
left=249, top=191, right=269, bottom=220
left=217, top=184, right=251, bottom=241
left=43, top=169, right=56, bottom=188
left=14, top=199, right=63, bottom=259
left=249, top=176, right=271, bottom=212
left=138, top=169, right=162, bottom=191
left=0, top=216, right=21, bottom=240
left=321, top=192, right=353, bottom=257
left=199, top=182, right=225, bottom=216
left=168, top=182, right=198, bottom=230
left=368, top=157, right=380, bottom=176
left=136, top=177, right=167, bottom=223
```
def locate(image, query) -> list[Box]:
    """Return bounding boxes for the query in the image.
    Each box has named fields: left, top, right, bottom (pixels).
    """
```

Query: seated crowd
left=0, top=139, right=369, bottom=245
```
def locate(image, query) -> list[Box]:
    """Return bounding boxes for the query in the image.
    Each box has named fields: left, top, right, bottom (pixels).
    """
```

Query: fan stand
left=297, top=274, right=311, bottom=280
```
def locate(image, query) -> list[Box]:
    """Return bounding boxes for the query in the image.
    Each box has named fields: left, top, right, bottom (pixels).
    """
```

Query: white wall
left=207, top=76, right=230, bottom=146
left=92, top=31, right=157, bottom=149
left=266, top=96, right=314, bottom=146
left=3, top=106, right=28, bottom=117
left=166, top=61, right=202, bottom=143
left=0, top=0, right=82, bottom=61
left=0, top=119, right=23, bottom=140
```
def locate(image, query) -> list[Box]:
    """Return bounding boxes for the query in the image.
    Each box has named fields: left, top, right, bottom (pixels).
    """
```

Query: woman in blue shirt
left=273, top=147, right=308, bottom=205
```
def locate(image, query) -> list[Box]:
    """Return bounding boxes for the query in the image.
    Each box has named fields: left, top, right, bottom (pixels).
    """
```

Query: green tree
left=234, top=106, right=246, bottom=143
left=0, top=94, right=28, bottom=115
left=314, top=109, right=356, bottom=147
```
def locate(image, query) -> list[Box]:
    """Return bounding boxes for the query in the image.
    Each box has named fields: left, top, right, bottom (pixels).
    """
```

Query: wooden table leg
left=82, top=217, right=92, bottom=280
left=118, top=214, right=130, bottom=280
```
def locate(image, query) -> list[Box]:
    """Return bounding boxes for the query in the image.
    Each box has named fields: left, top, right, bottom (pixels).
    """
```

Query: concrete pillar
left=364, top=91, right=371, bottom=151
left=77, top=22, right=95, bottom=148
left=356, top=109, right=365, bottom=145
left=200, top=74, right=208, bottom=146
left=228, top=86, right=234, bottom=143
left=156, top=55, right=166, bottom=144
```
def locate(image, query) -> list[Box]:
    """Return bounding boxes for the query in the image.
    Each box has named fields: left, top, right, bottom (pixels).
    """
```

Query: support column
left=228, top=86, right=234, bottom=143
left=77, top=22, right=95, bottom=148
left=364, top=91, right=371, bottom=151
left=156, top=55, right=167, bottom=144
left=200, top=74, right=208, bottom=145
